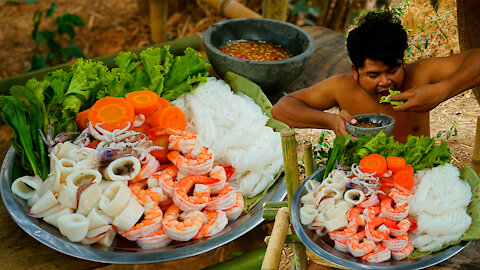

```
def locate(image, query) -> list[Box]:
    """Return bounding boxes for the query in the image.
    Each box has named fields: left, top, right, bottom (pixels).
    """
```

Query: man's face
left=352, top=58, right=405, bottom=101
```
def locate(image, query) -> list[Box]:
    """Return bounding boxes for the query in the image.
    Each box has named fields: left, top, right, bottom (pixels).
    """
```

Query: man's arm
left=392, top=49, right=480, bottom=112
left=271, top=76, right=355, bottom=136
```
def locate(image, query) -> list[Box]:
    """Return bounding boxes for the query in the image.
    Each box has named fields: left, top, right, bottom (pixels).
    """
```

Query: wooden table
left=0, top=26, right=478, bottom=269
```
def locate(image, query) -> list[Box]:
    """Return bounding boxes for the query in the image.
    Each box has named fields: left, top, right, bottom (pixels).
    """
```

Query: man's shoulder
left=323, top=74, right=355, bottom=87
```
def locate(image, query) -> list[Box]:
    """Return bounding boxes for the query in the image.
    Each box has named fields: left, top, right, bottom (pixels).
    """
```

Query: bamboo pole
left=150, top=0, right=168, bottom=43
left=264, top=233, right=301, bottom=244
left=202, top=0, right=261, bottom=19
left=472, top=116, right=480, bottom=175
left=261, top=207, right=290, bottom=270
left=262, top=0, right=288, bottom=21
left=303, top=142, right=314, bottom=178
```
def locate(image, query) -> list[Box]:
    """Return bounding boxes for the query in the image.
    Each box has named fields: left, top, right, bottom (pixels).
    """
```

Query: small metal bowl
left=345, top=113, right=396, bottom=137
left=291, top=168, right=469, bottom=269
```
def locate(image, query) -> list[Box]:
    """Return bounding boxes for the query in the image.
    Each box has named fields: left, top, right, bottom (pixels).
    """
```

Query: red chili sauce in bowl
left=218, top=40, right=294, bottom=61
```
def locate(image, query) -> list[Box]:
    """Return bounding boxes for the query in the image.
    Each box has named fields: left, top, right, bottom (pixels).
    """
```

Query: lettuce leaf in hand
left=379, top=89, right=405, bottom=106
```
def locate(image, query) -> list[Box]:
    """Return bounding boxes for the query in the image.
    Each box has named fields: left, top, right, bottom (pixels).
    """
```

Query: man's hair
left=346, top=11, right=408, bottom=69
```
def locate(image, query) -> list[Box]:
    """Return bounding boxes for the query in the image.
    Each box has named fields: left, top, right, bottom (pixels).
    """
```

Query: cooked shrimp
left=391, top=243, right=414, bottom=260
left=363, top=205, right=381, bottom=223
left=194, top=210, right=228, bottom=239
left=206, top=165, right=227, bottom=194
left=137, top=227, right=172, bottom=249
left=224, top=193, right=244, bottom=221
left=347, top=231, right=376, bottom=257
left=172, top=176, right=210, bottom=212
left=147, top=164, right=178, bottom=197
left=131, top=155, right=160, bottom=183
left=389, top=218, right=411, bottom=237
left=167, top=148, right=214, bottom=176
left=329, top=222, right=359, bottom=243
left=205, top=183, right=236, bottom=210
left=129, top=180, right=170, bottom=205
left=365, top=217, right=390, bottom=242
left=347, top=207, right=366, bottom=226
left=358, top=193, right=380, bottom=208
left=162, top=204, right=204, bottom=241
left=118, top=202, right=163, bottom=241
left=381, top=198, right=409, bottom=221
left=382, top=233, right=409, bottom=251
left=389, top=188, right=412, bottom=204
left=334, top=240, right=349, bottom=253
left=361, top=244, right=391, bottom=263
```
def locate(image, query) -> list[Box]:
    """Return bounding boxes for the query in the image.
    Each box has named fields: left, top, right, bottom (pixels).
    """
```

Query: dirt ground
left=0, top=0, right=478, bottom=268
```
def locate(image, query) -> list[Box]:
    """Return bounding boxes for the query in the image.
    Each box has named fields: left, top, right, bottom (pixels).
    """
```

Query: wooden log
left=150, top=0, right=168, bottom=43
left=202, top=0, right=261, bottom=19
left=262, top=0, right=288, bottom=21
left=261, top=207, right=290, bottom=270
left=303, top=142, right=314, bottom=178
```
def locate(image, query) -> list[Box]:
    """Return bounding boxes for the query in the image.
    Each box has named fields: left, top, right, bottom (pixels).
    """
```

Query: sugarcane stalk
left=261, top=207, right=290, bottom=270
left=262, top=0, right=288, bottom=21
left=303, top=141, right=314, bottom=178
left=149, top=0, right=168, bottom=43
left=264, top=233, right=301, bottom=244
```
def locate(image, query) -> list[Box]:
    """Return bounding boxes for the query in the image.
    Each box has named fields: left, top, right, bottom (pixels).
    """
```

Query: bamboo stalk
left=263, top=201, right=288, bottom=209
left=202, top=0, right=261, bottom=18
left=292, top=243, right=308, bottom=270
left=149, top=0, right=168, bottom=43
left=262, top=0, right=288, bottom=21
left=472, top=116, right=480, bottom=175
left=281, top=128, right=300, bottom=214
left=263, top=208, right=279, bottom=220
left=261, top=207, right=290, bottom=270
left=303, top=142, right=314, bottom=178
left=264, top=233, right=301, bottom=244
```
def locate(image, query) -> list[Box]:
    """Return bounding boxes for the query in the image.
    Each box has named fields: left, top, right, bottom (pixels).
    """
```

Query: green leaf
left=46, top=2, right=57, bottom=17
left=63, top=13, right=85, bottom=26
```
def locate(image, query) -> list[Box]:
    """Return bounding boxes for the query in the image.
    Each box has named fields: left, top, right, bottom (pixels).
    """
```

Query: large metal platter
left=1, top=147, right=286, bottom=263
left=291, top=168, right=469, bottom=270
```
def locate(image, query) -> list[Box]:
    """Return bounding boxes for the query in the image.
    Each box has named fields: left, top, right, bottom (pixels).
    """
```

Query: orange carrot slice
left=145, top=97, right=171, bottom=125
left=126, top=90, right=159, bottom=117
left=386, top=156, right=406, bottom=173
left=88, top=96, right=135, bottom=132
left=393, top=170, right=414, bottom=190
left=150, top=106, right=186, bottom=130
left=359, top=154, right=387, bottom=177
left=75, top=108, right=91, bottom=131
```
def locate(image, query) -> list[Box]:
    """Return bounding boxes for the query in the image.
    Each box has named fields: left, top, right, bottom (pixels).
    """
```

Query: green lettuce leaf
left=379, top=89, right=405, bottom=106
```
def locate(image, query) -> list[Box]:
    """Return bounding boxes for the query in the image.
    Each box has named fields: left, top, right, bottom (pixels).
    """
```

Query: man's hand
left=391, top=83, right=447, bottom=112
left=334, top=109, right=358, bottom=138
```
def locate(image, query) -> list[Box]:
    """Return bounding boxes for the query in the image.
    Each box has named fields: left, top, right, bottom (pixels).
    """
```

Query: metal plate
left=291, top=168, right=469, bottom=270
left=1, top=147, right=286, bottom=264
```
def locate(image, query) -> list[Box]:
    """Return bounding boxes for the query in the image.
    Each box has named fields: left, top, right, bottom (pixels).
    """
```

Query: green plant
left=289, top=0, right=321, bottom=26
left=312, top=130, right=333, bottom=170
left=436, top=122, right=459, bottom=140
left=26, top=2, right=85, bottom=72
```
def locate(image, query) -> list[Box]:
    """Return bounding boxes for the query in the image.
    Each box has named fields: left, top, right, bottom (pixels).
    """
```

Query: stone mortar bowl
left=345, top=113, right=396, bottom=137
left=203, top=17, right=314, bottom=92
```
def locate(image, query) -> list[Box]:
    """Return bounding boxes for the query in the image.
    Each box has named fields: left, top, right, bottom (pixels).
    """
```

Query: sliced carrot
left=150, top=106, right=186, bottom=130
left=75, top=108, right=91, bottom=131
left=386, top=156, right=406, bottom=173
left=126, top=90, right=159, bottom=117
left=132, top=122, right=151, bottom=135
left=86, top=139, right=100, bottom=149
left=145, top=97, right=171, bottom=126
left=157, top=96, right=170, bottom=111
left=88, top=96, right=135, bottom=132
left=405, top=163, right=414, bottom=175
left=359, top=154, right=387, bottom=177
left=393, top=170, right=414, bottom=190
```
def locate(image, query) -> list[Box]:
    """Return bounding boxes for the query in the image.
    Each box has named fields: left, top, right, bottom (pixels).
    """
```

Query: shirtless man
left=271, top=11, right=480, bottom=143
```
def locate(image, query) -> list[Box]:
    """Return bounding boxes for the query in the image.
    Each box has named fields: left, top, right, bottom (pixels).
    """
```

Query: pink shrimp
left=137, top=227, right=172, bottom=249
left=118, top=202, right=163, bottom=241
left=147, top=164, right=178, bottom=197
left=389, top=218, right=411, bottom=237
left=382, top=233, right=409, bottom=251
left=193, top=165, right=227, bottom=195
left=381, top=198, right=409, bottom=221
left=347, top=207, right=366, bottom=226
left=131, top=155, right=160, bottom=183
left=334, top=240, right=349, bottom=253
left=172, top=176, right=210, bottom=212
left=361, top=244, right=391, bottom=263
left=347, top=231, right=376, bottom=257
left=358, top=193, right=380, bottom=208
left=223, top=193, right=244, bottom=221
left=391, top=243, right=413, bottom=260
left=365, top=217, right=390, bottom=242
left=129, top=180, right=170, bottom=206
left=389, top=188, right=413, bottom=204
left=329, top=222, right=359, bottom=243
left=205, top=183, right=237, bottom=210
left=162, top=204, right=204, bottom=241
left=363, top=205, right=381, bottom=223
left=194, top=210, right=228, bottom=239
left=151, top=128, right=197, bottom=152
left=167, top=148, right=214, bottom=176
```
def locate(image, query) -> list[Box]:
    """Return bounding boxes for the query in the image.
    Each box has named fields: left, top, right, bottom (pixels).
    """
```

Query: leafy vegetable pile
left=0, top=46, right=210, bottom=179
left=379, top=89, right=405, bottom=106
left=323, top=131, right=451, bottom=179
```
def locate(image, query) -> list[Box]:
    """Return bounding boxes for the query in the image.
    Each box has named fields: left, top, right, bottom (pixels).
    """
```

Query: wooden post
left=261, top=207, right=289, bottom=270
left=262, top=0, right=288, bottom=21
left=150, top=0, right=168, bottom=43
left=472, top=116, right=480, bottom=174
left=202, top=0, right=261, bottom=18
left=303, top=142, right=314, bottom=178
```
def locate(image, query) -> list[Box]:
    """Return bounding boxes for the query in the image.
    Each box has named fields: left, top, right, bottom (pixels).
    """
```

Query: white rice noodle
left=409, top=163, right=472, bottom=252
left=172, top=78, right=283, bottom=198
